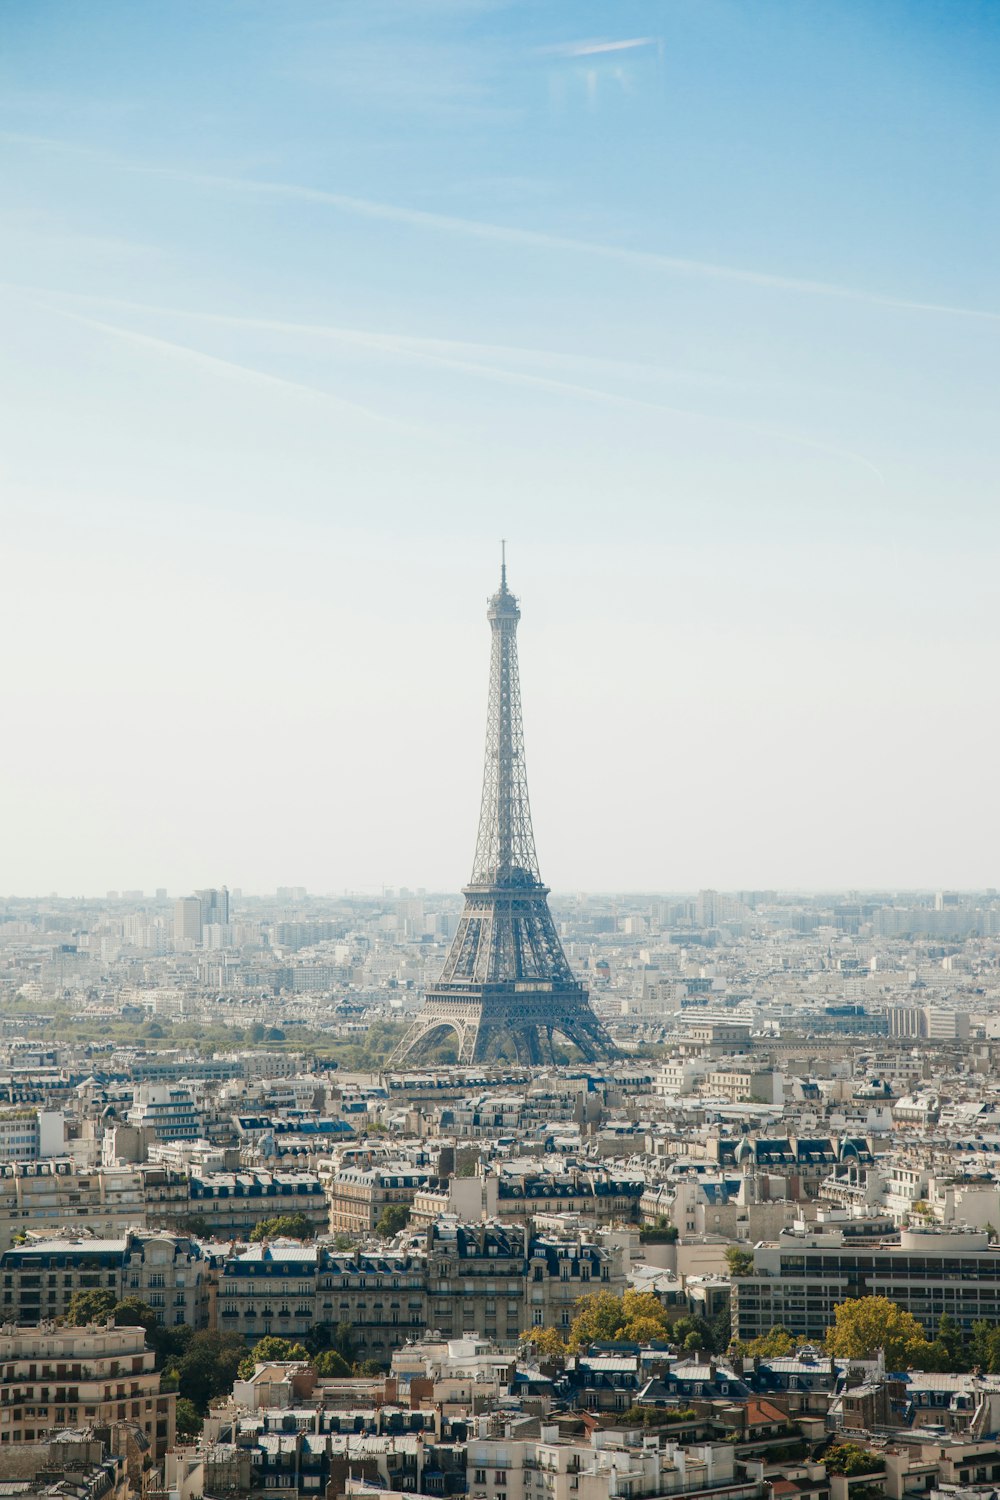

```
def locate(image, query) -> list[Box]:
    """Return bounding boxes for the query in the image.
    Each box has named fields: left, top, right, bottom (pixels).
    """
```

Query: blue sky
left=1, top=0, right=998, bottom=895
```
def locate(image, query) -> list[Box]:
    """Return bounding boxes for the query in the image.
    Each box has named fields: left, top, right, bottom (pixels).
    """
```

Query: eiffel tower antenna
left=389, top=558, right=617, bottom=1067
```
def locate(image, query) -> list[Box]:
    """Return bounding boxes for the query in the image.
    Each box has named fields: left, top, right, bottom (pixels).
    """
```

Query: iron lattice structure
left=389, top=558, right=617, bottom=1067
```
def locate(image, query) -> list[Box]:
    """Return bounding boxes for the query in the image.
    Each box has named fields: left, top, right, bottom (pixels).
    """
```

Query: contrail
left=36, top=304, right=409, bottom=429
left=21, top=290, right=885, bottom=483
left=3, top=131, right=998, bottom=325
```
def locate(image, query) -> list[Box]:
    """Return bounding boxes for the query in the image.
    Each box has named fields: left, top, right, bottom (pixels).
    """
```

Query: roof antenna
left=501, top=538, right=507, bottom=590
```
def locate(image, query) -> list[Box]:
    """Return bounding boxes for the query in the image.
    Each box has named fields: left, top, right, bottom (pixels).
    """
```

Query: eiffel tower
left=389, top=552, right=617, bottom=1068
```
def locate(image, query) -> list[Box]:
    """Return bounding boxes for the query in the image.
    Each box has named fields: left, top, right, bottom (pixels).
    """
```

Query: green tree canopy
left=65, top=1288, right=116, bottom=1325
left=375, top=1203, right=410, bottom=1238
left=521, top=1327, right=566, bottom=1360
left=567, top=1290, right=672, bottom=1352
left=725, top=1246, right=755, bottom=1278
left=163, top=1330, right=246, bottom=1414
left=670, top=1315, right=716, bottom=1352
left=826, top=1296, right=929, bottom=1369
left=237, top=1336, right=311, bottom=1380
left=824, top=1444, right=884, bottom=1476
left=313, top=1349, right=352, bottom=1377
left=112, top=1297, right=160, bottom=1333
left=970, top=1320, right=1000, bottom=1374
left=734, top=1325, right=797, bottom=1358
left=175, top=1397, right=203, bottom=1440
left=249, top=1214, right=314, bottom=1242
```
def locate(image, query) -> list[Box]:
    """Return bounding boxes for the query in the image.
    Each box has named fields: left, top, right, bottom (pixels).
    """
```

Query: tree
left=249, top=1214, right=314, bottom=1243
left=640, top=1218, right=679, bottom=1245
left=826, top=1296, right=929, bottom=1369
left=313, top=1348, right=352, bottom=1377
left=176, top=1214, right=211, bottom=1237
left=237, top=1336, right=311, bottom=1379
left=824, top=1444, right=884, bottom=1476
left=725, top=1246, right=755, bottom=1278
left=521, top=1327, right=566, bottom=1360
left=374, top=1204, right=410, bottom=1238
left=568, top=1290, right=672, bottom=1352
left=175, top=1397, right=203, bottom=1440
left=164, top=1330, right=246, bottom=1414
left=670, top=1315, right=716, bottom=1353
left=113, top=1297, right=160, bottom=1334
left=734, top=1326, right=796, bottom=1358
left=710, top=1306, right=732, bottom=1354
left=65, top=1288, right=116, bottom=1325
left=354, top=1358, right=385, bottom=1376
left=970, top=1320, right=1000, bottom=1374
left=934, top=1313, right=965, bottom=1368
left=621, top=1406, right=698, bottom=1428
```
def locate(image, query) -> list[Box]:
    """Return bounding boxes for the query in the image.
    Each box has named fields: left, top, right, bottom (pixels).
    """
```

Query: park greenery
left=5, top=1003, right=410, bottom=1071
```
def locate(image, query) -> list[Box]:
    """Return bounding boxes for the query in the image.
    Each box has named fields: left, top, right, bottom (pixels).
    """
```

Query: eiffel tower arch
left=389, top=553, right=617, bottom=1069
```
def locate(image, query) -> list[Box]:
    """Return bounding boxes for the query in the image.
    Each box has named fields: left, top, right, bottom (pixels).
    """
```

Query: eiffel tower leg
left=459, top=1016, right=481, bottom=1064
left=389, top=1015, right=474, bottom=1067
left=516, top=1028, right=543, bottom=1066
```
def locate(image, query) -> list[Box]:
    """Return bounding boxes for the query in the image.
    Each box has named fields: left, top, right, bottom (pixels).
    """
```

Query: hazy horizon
left=2, top=2, right=997, bottom=895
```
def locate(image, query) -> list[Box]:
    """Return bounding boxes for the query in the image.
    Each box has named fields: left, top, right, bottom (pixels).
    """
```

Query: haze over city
left=1, top=1, right=998, bottom=894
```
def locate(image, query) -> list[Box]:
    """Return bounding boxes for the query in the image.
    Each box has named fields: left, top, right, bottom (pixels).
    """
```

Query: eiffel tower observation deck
left=389, top=553, right=617, bottom=1067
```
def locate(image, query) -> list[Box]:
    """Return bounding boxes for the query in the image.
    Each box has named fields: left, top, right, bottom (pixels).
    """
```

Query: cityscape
left=2, top=4, right=999, bottom=1500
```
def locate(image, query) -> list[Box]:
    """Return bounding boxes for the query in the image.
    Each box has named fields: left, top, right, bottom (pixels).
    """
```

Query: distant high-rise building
left=196, top=886, right=229, bottom=927
left=696, top=889, right=718, bottom=927
left=174, top=896, right=202, bottom=944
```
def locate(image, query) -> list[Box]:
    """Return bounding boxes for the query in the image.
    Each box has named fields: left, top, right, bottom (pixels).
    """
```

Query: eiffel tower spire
left=389, top=555, right=617, bottom=1067
left=470, top=549, right=539, bottom=888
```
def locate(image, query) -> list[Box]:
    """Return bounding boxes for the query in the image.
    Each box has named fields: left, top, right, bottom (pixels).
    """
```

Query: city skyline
left=1, top=1, right=998, bottom=893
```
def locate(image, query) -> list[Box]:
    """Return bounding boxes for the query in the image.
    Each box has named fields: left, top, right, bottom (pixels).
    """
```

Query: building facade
left=217, top=1223, right=625, bottom=1362
left=0, top=1230, right=215, bottom=1327
left=0, top=1322, right=175, bottom=1458
left=734, top=1226, right=1000, bottom=1343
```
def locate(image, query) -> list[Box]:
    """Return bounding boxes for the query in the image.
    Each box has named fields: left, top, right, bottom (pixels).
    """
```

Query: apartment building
left=734, top=1226, right=1000, bottom=1343
left=217, top=1222, right=625, bottom=1362
left=322, top=1161, right=435, bottom=1236
left=0, top=1321, right=175, bottom=1458
left=218, top=1241, right=425, bottom=1352
left=0, top=1230, right=215, bottom=1327
left=126, top=1084, right=203, bottom=1141
left=466, top=1433, right=766, bottom=1500
left=0, top=1161, right=148, bottom=1251
left=185, top=1166, right=329, bottom=1237
left=0, top=1108, right=64, bottom=1162
left=495, top=1168, right=645, bottom=1225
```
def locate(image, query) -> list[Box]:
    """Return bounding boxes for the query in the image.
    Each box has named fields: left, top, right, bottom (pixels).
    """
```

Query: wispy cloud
left=15, top=289, right=886, bottom=483
left=29, top=303, right=407, bottom=429
left=3, top=131, right=996, bottom=325
left=543, top=38, right=659, bottom=58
